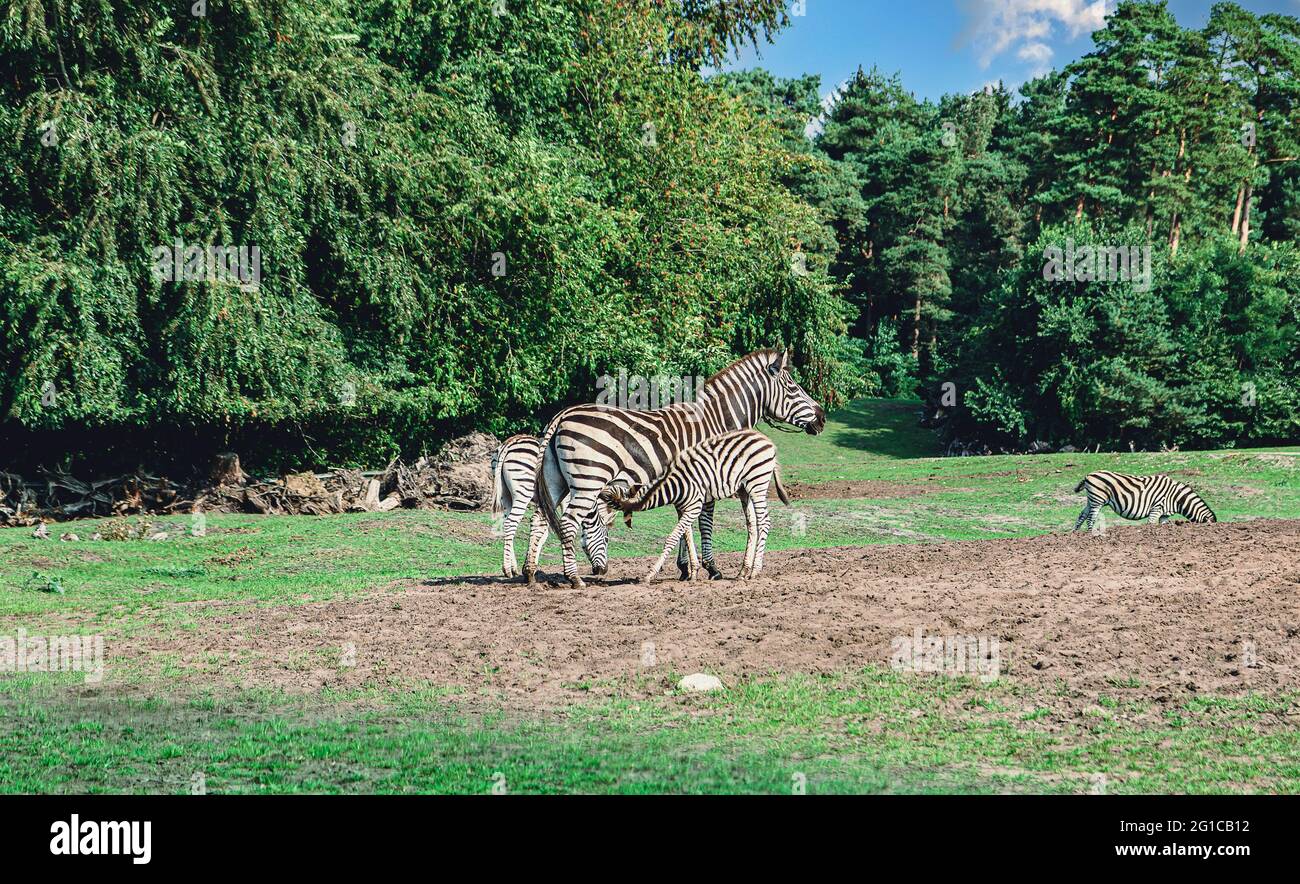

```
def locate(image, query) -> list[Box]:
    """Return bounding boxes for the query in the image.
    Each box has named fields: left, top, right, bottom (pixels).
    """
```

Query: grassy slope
left=2, top=400, right=1298, bottom=794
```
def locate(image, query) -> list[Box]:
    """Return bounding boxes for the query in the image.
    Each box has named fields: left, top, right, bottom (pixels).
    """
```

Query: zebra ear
left=768, top=350, right=787, bottom=376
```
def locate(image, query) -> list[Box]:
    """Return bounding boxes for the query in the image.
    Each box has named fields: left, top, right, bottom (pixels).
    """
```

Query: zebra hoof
left=570, top=577, right=587, bottom=590
left=591, top=564, right=608, bottom=576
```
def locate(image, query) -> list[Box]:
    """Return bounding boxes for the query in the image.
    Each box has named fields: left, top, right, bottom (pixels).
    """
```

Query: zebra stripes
left=600, top=429, right=790, bottom=582
left=491, top=434, right=614, bottom=579
left=1074, top=470, right=1216, bottom=531
left=526, top=349, right=825, bottom=588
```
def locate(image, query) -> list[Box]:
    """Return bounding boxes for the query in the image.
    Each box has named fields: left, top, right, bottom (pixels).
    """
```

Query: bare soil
left=125, top=520, right=1300, bottom=727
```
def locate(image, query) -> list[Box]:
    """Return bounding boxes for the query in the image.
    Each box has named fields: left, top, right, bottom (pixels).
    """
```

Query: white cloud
left=958, top=0, right=1111, bottom=70
left=1016, top=40, right=1054, bottom=75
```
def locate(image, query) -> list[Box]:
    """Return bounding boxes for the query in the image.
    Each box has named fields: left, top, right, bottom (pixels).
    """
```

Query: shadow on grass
left=828, top=399, right=943, bottom=460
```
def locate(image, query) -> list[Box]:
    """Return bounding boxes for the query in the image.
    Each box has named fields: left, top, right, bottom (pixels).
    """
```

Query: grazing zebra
left=491, top=434, right=617, bottom=579
left=525, top=349, right=825, bottom=589
left=1073, top=470, right=1217, bottom=531
left=600, top=429, right=790, bottom=582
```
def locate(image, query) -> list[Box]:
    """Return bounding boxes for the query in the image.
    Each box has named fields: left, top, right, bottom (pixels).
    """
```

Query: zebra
left=599, top=429, right=790, bottom=583
left=491, top=434, right=617, bottom=579
left=524, top=348, right=825, bottom=589
left=1073, top=470, right=1217, bottom=531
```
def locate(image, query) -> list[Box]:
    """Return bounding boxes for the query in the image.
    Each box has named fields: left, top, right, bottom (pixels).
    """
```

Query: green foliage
left=0, top=0, right=847, bottom=470
left=948, top=224, right=1300, bottom=448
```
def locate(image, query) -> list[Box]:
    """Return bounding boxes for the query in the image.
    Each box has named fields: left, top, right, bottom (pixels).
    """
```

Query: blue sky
left=723, top=0, right=1300, bottom=102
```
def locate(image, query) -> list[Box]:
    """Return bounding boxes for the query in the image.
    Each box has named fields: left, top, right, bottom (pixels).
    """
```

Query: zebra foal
left=600, top=429, right=790, bottom=582
left=1073, top=470, right=1216, bottom=531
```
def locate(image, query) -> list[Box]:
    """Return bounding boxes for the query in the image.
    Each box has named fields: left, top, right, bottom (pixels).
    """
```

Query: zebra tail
left=1074, top=478, right=1087, bottom=494
left=773, top=465, right=791, bottom=506
left=490, top=447, right=507, bottom=519
left=534, top=440, right=566, bottom=535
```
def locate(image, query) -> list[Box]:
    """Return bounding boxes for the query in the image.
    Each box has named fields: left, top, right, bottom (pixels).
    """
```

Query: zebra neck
left=696, top=385, right=763, bottom=434
left=634, top=476, right=677, bottom=512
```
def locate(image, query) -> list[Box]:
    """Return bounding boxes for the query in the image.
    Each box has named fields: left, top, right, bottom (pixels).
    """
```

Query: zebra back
left=606, top=429, right=783, bottom=514
left=1079, top=470, right=1216, bottom=523
left=492, top=434, right=542, bottom=516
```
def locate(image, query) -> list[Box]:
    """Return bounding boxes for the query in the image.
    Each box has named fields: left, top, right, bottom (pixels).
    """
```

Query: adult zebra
left=1073, top=470, right=1217, bottom=531
left=524, top=349, right=825, bottom=588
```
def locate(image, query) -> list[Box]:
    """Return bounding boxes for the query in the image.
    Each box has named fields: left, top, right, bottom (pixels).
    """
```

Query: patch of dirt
left=114, top=520, right=1300, bottom=729
left=786, top=480, right=932, bottom=500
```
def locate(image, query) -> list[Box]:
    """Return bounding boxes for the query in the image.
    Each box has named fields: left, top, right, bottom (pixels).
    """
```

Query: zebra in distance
left=600, top=429, right=790, bottom=582
left=1073, top=470, right=1216, bottom=531
left=525, top=348, right=825, bottom=589
left=491, top=434, right=617, bottom=579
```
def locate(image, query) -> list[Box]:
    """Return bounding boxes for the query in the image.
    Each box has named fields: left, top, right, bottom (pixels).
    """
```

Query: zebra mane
left=699, top=349, right=781, bottom=395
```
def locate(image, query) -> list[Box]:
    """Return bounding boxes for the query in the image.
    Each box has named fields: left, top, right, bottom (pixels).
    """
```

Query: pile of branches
left=1, top=433, right=499, bottom=526
left=1, top=469, right=187, bottom=526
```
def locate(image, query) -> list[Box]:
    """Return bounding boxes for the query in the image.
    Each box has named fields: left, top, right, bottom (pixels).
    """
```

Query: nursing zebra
left=524, top=349, right=825, bottom=589
left=491, top=434, right=616, bottom=578
left=1073, top=470, right=1216, bottom=531
left=600, top=429, right=790, bottom=583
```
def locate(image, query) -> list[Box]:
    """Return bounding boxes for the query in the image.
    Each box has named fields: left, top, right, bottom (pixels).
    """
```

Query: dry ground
left=123, top=519, right=1300, bottom=727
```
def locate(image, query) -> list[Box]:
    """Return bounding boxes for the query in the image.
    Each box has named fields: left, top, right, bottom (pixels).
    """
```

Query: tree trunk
left=1238, top=181, right=1253, bottom=254
left=911, top=295, right=922, bottom=360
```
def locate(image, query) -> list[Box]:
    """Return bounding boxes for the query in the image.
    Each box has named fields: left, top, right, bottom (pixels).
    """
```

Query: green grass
left=2, top=671, right=1296, bottom=794
left=2, top=399, right=1297, bottom=794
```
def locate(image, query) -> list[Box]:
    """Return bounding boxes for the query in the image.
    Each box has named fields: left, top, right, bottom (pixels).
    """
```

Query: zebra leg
left=500, top=495, right=530, bottom=579
left=555, top=491, right=604, bottom=590
left=678, top=502, right=721, bottom=579
left=648, top=502, right=701, bottom=584
left=522, top=511, right=549, bottom=585
left=557, top=511, right=586, bottom=589
left=1073, top=506, right=1091, bottom=532
left=751, top=487, right=772, bottom=578
left=683, top=519, right=701, bottom=581
left=739, top=490, right=757, bottom=579
left=676, top=533, right=691, bottom=580
left=1087, top=501, right=1105, bottom=533
left=699, top=500, right=721, bottom=579
left=523, top=475, right=570, bottom=586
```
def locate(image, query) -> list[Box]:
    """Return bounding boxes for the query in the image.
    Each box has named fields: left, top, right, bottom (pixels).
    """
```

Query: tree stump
left=209, top=452, right=248, bottom=487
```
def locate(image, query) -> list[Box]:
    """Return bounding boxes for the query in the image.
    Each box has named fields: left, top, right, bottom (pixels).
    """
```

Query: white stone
left=677, top=673, right=723, bottom=692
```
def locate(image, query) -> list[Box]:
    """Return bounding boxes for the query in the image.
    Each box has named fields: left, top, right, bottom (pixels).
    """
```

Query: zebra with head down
left=491, top=433, right=619, bottom=579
